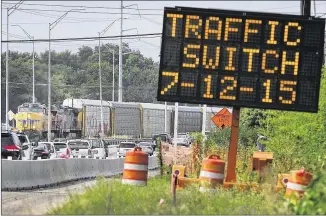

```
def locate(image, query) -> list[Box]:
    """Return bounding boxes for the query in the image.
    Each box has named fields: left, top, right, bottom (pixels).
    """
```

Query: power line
left=1, top=7, right=163, bottom=16
left=3, top=81, right=113, bottom=88
left=1, top=31, right=29, bottom=40
left=2, top=2, right=163, bottom=11
left=3, top=17, right=162, bottom=25
left=2, top=33, right=162, bottom=43
left=3, top=81, right=158, bottom=90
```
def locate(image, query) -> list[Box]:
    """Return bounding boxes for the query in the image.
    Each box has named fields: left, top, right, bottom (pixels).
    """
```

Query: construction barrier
left=1, top=156, right=159, bottom=190
left=122, top=147, right=149, bottom=186
left=199, top=155, right=225, bottom=192
left=276, top=173, right=290, bottom=192
left=285, top=169, right=313, bottom=198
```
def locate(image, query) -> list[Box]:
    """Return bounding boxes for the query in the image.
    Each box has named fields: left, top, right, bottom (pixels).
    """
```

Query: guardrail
left=1, top=156, right=159, bottom=190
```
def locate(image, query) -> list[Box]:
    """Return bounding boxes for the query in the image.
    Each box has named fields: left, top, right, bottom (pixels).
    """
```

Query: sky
left=1, top=1, right=326, bottom=62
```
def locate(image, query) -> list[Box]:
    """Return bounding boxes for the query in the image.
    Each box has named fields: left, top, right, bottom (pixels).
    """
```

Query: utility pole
left=118, top=0, right=123, bottom=102
left=202, top=105, right=207, bottom=137
left=12, top=25, right=35, bottom=103
left=173, top=102, right=178, bottom=164
left=5, top=0, right=24, bottom=130
left=164, top=102, right=167, bottom=133
left=301, top=0, right=311, bottom=16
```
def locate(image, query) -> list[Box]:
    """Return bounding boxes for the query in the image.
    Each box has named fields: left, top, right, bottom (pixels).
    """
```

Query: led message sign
left=157, top=6, right=325, bottom=112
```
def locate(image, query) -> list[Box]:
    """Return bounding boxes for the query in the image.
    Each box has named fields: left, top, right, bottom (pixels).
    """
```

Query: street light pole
left=112, top=50, right=115, bottom=101
left=32, top=37, right=35, bottom=103
left=48, top=23, right=51, bottom=141
left=98, top=18, right=125, bottom=137
left=5, top=0, right=24, bottom=130
left=47, top=9, right=82, bottom=141
left=119, top=0, right=123, bottom=102
left=12, top=25, right=35, bottom=103
left=98, top=32, right=104, bottom=136
left=6, top=8, right=9, bottom=130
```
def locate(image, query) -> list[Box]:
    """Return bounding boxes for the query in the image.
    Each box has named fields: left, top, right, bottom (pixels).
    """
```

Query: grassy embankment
left=48, top=175, right=290, bottom=215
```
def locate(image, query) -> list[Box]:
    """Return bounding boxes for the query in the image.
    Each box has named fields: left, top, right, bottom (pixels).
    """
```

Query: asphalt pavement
left=1, top=169, right=160, bottom=215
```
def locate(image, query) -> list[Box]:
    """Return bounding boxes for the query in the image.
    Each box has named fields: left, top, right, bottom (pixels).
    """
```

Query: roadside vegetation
left=48, top=176, right=287, bottom=215
left=49, top=69, right=326, bottom=215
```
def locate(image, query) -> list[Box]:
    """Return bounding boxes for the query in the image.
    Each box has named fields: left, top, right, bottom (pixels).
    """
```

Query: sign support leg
left=225, top=106, right=240, bottom=182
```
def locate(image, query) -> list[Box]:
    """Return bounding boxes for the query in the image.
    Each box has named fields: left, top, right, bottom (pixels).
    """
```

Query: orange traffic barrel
left=122, top=147, right=149, bottom=186
left=285, top=168, right=313, bottom=198
left=199, top=155, right=225, bottom=192
left=275, top=173, right=290, bottom=192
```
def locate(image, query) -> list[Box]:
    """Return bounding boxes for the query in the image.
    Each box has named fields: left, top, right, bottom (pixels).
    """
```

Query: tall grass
left=48, top=175, right=290, bottom=215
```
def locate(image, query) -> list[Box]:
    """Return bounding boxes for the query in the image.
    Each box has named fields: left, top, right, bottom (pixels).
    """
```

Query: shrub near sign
left=157, top=6, right=325, bottom=112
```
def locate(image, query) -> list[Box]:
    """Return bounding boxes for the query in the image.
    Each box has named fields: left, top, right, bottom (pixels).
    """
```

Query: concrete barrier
left=1, top=156, right=159, bottom=190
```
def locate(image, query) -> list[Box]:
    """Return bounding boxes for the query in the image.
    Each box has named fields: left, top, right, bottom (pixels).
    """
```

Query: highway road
left=1, top=169, right=160, bottom=215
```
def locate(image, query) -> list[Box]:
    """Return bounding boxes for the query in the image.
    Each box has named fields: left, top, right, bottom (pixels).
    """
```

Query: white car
left=117, top=142, right=136, bottom=158
left=67, top=139, right=92, bottom=158
left=17, top=133, right=33, bottom=160
left=87, top=139, right=106, bottom=159
left=137, top=142, right=153, bottom=156
left=53, top=142, right=71, bottom=158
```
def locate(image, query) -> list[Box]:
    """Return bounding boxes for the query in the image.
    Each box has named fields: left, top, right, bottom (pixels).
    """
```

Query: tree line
left=1, top=42, right=160, bottom=118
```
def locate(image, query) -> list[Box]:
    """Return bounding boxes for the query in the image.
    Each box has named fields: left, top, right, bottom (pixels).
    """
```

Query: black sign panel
left=157, top=6, right=325, bottom=112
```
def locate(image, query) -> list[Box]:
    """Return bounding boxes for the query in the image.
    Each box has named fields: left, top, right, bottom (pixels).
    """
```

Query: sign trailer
left=157, top=5, right=325, bottom=182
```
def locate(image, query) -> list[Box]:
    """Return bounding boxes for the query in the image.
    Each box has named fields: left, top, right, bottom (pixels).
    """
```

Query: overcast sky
left=2, top=1, right=326, bottom=62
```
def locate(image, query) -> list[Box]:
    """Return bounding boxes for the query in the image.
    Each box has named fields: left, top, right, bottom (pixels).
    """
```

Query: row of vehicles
left=1, top=130, right=156, bottom=160
left=153, top=132, right=194, bottom=147
left=14, top=99, right=228, bottom=139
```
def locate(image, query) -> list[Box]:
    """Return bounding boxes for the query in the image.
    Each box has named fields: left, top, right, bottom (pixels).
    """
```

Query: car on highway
left=152, top=133, right=173, bottom=145
left=86, top=138, right=106, bottom=159
left=53, top=142, right=71, bottom=158
left=67, top=139, right=93, bottom=158
left=17, top=133, right=33, bottom=160
left=103, top=139, right=120, bottom=159
left=1, top=131, right=22, bottom=160
left=172, top=134, right=191, bottom=147
left=38, top=142, right=59, bottom=159
left=53, top=138, right=67, bottom=142
left=137, top=142, right=154, bottom=156
left=117, top=142, right=136, bottom=158
left=32, top=142, right=50, bottom=160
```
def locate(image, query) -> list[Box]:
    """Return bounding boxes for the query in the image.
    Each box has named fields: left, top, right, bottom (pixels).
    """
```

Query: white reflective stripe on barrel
left=124, top=163, right=148, bottom=171
left=200, top=171, right=224, bottom=180
left=199, top=187, right=216, bottom=193
left=122, top=179, right=146, bottom=186
left=286, top=182, right=307, bottom=191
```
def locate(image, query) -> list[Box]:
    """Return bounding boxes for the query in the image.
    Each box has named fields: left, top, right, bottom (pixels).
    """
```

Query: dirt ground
left=161, top=142, right=193, bottom=173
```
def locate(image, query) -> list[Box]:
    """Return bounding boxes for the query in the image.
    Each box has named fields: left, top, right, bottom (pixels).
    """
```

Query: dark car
left=1, top=132, right=23, bottom=160
left=152, top=133, right=172, bottom=145
left=32, top=143, right=50, bottom=160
